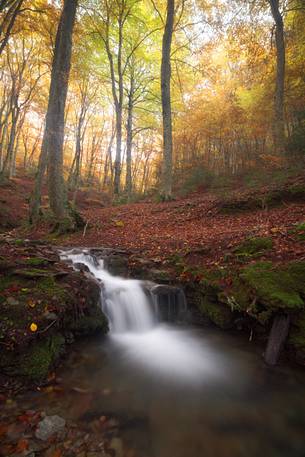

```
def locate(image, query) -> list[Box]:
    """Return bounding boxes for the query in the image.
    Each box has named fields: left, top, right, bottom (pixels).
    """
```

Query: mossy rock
left=23, top=257, right=50, bottom=267
left=13, top=268, right=55, bottom=278
left=20, top=334, right=66, bottom=381
left=240, top=261, right=305, bottom=310
left=233, top=237, right=273, bottom=258
left=218, top=277, right=252, bottom=313
left=0, top=334, right=65, bottom=381
left=68, top=311, right=108, bottom=336
left=36, top=276, right=68, bottom=301
left=196, top=283, right=234, bottom=329
left=199, top=295, right=233, bottom=329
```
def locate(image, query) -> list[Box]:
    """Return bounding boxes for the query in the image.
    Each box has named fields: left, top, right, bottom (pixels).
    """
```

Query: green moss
left=37, top=276, right=68, bottom=301
left=196, top=282, right=233, bottom=329
left=295, top=222, right=305, bottom=232
left=68, top=312, right=108, bottom=336
left=21, top=334, right=65, bottom=381
left=291, top=222, right=305, bottom=241
left=233, top=237, right=273, bottom=258
left=24, top=257, right=49, bottom=266
left=220, top=277, right=252, bottom=312
left=14, top=268, right=52, bottom=278
left=240, top=261, right=305, bottom=310
left=14, top=239, right=25, bottom=246
left=199, top=294, right=233, bottom=329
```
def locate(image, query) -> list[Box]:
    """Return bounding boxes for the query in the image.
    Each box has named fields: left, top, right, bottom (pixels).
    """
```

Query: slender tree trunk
left=113, top=106, right=122, bottom=194
left=160, top=0, right=175, bottom=200
left=125, top=73, right=134, bottom=201
left=1, top=106, right=19, bottom=178
left=269, top=0, right=286, bottom=154
left=102, top=126, right=115, bottom=191
left=30, top=0, right=79, bottom=227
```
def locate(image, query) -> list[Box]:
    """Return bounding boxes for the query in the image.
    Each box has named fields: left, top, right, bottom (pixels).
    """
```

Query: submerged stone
left=35, top=415, right=66, bottom=441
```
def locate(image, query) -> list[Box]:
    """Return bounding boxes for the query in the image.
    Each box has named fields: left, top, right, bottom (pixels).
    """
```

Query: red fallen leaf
left=6, top=283, right=21, bottom=293
left=52, top=449, right=62, bottom=457
left=17, top=414, right=32, bottom=423
left=15, top=439, right=29, bottom=452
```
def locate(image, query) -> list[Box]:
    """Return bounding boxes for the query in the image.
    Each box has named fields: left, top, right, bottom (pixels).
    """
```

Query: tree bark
left=269, top=0, right=286, bottom=154
left=160, top=0, right=175, bottom=200
left=47, top=0, right=78, bottom=225
left=30, top=0, right=78, bottom=226
left=125, top=71, right=134, bottom=201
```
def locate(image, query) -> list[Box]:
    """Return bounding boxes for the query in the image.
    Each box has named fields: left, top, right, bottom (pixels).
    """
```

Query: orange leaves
left=15, top=439, right=29, bottom=453
left=52, top=450, right=62, bottom=457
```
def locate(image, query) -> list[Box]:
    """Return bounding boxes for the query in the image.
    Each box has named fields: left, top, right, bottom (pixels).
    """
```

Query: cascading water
left=60, top=250, right=187, bottom=332
left=60, top=249, right=226, bottom=383
left=60, top=250, right=156, bottom=332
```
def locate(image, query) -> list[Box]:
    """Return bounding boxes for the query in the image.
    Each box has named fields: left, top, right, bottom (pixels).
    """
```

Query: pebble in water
left=35, top=415, right=66, bottom=441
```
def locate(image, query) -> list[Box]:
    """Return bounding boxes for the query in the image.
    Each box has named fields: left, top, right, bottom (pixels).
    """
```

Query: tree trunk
left=269, top=0, right=286, bottom=154
left=30, top=0, right=78, bottom=227
left=47, top=0, right=78, bottom=226
left=160, top=0, right=175, bottom=200
left=113, top=106, right=122, bottom=194
left=125, top=73, right=134, bottom=201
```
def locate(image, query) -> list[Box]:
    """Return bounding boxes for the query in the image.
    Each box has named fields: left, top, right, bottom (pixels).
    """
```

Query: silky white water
left=61, top=251, right=155, bottom=333
left=60, top=250, right=228, bottom=383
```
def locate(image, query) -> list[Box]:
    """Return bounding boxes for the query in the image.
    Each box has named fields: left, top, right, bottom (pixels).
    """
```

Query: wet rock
left=264, top=314, right=290, bottom=365
left=35, top=415, right=66, bottom=441
left=104, top=254, right=128, bottom=277
left=148, top=269, right=171, bottom=283
left=74, top=262, right=90, bottom=273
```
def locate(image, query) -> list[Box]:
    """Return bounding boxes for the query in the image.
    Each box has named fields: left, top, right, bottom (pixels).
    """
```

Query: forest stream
left=2, top=250, right=305, bottom=457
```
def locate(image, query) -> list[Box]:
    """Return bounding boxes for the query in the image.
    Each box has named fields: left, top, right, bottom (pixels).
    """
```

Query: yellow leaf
left=30, top=323, right=38, bottom=332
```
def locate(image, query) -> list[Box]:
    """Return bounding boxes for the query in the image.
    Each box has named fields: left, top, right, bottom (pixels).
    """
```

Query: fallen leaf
left=30, top=322, right=38, bottom=332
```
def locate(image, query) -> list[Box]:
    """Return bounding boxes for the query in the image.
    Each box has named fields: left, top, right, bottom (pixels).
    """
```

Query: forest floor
left=1, top=173, right=305, bottom=273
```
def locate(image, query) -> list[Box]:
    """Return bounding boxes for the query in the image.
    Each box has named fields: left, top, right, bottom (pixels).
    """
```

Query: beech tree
left=268, top=0, right=286, bottom=154
left=160, top=0, right=175, bottom=200
left=30, top=0, right=79, bottom=230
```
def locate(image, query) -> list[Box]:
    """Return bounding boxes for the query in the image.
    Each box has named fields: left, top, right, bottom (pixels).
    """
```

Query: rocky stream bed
left=1, top=235, right=305, bottom=457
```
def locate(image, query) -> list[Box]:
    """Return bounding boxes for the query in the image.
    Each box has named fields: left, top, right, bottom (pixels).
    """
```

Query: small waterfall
left=60, top=250, right=156, bottom=333
left=60, top=249, right=225, bottom=385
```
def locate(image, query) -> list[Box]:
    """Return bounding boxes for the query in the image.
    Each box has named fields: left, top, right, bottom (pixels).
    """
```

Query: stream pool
left=9, top=325, right=305, bottom=457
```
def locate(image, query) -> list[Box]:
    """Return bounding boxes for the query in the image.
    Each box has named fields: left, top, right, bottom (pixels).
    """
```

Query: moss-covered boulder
left=0, top=242, right=108, bottom=385
left=240, top=261, right=305, bottom=310
left=199, top=292, right=234, bottom=329
left=20, top=334, right=66, bottom=381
